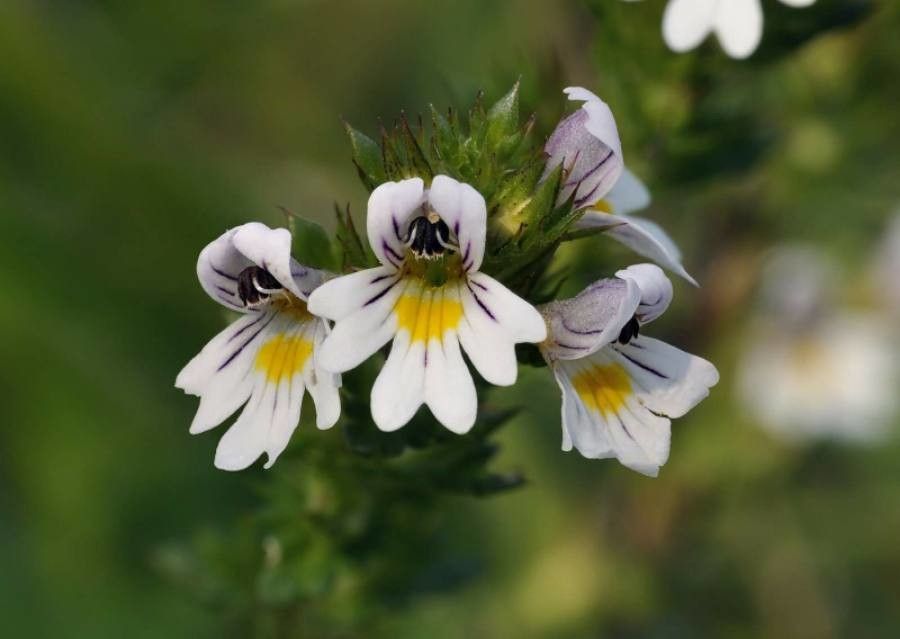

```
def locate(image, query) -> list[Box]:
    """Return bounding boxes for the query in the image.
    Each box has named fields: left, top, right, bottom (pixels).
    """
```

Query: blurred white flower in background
left=870, top=212, right=900, bottom=316
left=737, top=246, right=898, bottom=444
left=624, top=0, right=818, bottom=59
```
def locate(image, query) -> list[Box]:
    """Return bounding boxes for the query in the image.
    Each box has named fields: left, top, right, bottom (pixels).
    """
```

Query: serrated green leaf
left=343, top=122, right=385, bottom=190
left=484, top=81, right=520, bottom=149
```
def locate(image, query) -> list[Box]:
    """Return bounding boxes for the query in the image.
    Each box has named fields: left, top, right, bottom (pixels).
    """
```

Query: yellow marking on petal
left=571, top=363, right=632, bottom=417
left=592, top=199, right=613, bottom=214
left=395, top=285, right=463, bottom=344
left=255, top=334, right=314, bottom=383
left=273, top=298, right=314, bottom=322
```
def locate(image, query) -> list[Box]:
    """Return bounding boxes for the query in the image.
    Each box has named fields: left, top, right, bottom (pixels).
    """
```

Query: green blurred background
left=2, top=0, right=899, bottom=637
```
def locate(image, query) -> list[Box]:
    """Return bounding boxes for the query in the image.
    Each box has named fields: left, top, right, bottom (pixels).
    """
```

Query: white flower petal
left=307, top=322, right=342, bottom=429
left=555, top=354, right=671, bottom=477
left=186, top=310, right=280, bottom=434
left=197, top=227, right=253, bottom=312
left=366, top=177, right=425, bottom=269
left=544, top=87, right=624, bottom=210
left=427, top=175, right=488, bottom=272
left=605, top=167, right=652, bottom=216
left=715, top=0, right=764, bottom=59
left=232, top=222, right=323, bottom=299
left=176, top=311, right=271, bottom=396
left=423, top=285, right=478, bottom=433
left=779, top=0, right=815, bottom=6
left=370, top=331, right=427, bottom=431
left=211, top=316, right=323, bottom=471
left=467, top=272, right=547, bottom=343
left=539, top=276, right=641, bottom=361
left=615, top=263, right=673, bottom=324
left=457, top=287, right=519, bottom=386
left=576, top=210, right=698, bottom=285
left=662, top=0, right=718, bottom=53
left=611, top=336, right=719, bottom=418
left=313, top=275, right=405, bottom=373
left=306, top=266, right=400, bottom=322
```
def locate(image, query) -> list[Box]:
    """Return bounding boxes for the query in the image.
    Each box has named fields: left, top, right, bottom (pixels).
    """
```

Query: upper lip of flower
left=197, top=221, right=326, bottom=313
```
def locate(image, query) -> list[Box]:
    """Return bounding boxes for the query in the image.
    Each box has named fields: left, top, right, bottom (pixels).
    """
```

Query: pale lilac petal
left=576, top=211, right=697, bottom=285
left=615, top=264, right=673, bottom=324
left=539, top=277, right=641, bottom=362
left=544, top=87, right=624, bottom=210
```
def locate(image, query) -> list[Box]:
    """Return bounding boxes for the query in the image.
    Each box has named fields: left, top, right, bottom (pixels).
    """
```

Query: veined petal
left=555, top=354, right=671, bottom=476
left=544, top=87, right=624, bottom=210
left=663, top=0, right=718, bottom=53
left=185, top=309, right=281, bottom=435
left=423, top=284, right=478, bottom=433
left=427, top=175, right=487, bottom=272
left=576, top=210, right=698, bottom=285
left=467, top=272, right=547, bottom=343
left=312, top=270, right=406, bottom=373
left=715, top=0, right=763, bottom=59
left=540, top=277, right=640, bottom=362
left=371, top=280, right=476, bottom=432
left=176, top=311, right=271, bottom=396
left=615, top=264, right=673, bottom=324
left=366, top=177, right=426, bottom=269
left=211, top=313, right=322, bottom=470
left=197, top=227, right=253, bottom=312
left=197, top=223, right=326, bottom=311
left=307, top=266, right=400, bottom=322
left=611, top=336, right=719, bottom=419
left=604, top=167, right=651, bottom=216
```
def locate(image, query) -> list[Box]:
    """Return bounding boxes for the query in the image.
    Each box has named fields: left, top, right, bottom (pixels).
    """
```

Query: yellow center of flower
left=571, top=363, right=632, bottom=416
left=255, top=333, right=314, bottom=383
left=592, top=199, right=613, bottom=214
left=395, top=287, right=464, bottom=343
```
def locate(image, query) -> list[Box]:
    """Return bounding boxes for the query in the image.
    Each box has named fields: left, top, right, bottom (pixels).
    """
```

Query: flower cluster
left=177, top=86, right=718, bottom=476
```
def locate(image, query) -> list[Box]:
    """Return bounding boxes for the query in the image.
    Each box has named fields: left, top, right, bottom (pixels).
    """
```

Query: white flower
left=870, top=213, right=900, bottom=316
left=307, top=175, right=547, bottom=434
left=738, top=314, right=898, bottom=444
left=545, top=87, right=696, bottom=284
left=175, top=223, right=341, bottom=471
left=637, top=0, right=818, bottom=59
left=738, top=245, right=898, bottom=444
left=539, top=264, right=719, bottom=476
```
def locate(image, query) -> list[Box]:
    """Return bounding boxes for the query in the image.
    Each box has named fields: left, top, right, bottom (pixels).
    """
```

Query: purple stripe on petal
left=383, top=241, right=403, bottom=266
left=616, top=348, right=669, bottom=380
left=364, top=281, right=399, bottom=307
left=466, top=281, right=497, bottom=321
left=554, top=342, right=589, bottom=351
left=212, top=264, right=238, bottom=281
left=228, top=312, right=266, bottom=343
left=216, top=285, right=236, bottom=296
left=561, top=318, right=605, bottom=336
left=218, top=313, right=277, bottom=371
